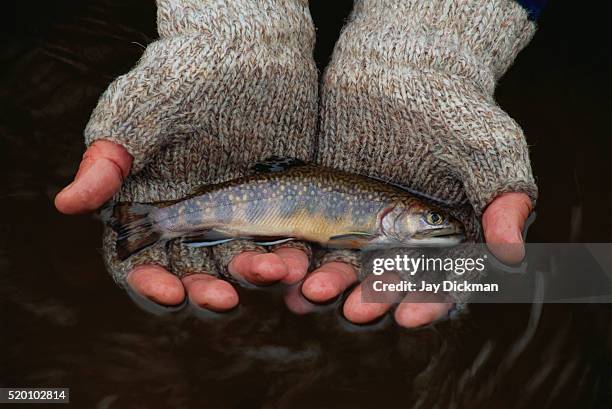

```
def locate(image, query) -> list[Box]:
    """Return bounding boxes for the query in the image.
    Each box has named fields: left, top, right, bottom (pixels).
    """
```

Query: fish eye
left=426, top=212, right=444, bottom=226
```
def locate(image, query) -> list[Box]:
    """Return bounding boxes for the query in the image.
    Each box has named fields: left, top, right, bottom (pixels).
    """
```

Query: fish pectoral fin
left=252, top=237, right=295, bottom=246
left=183, top=231, right=296, bottom=248
left=250, top=156, right=307, bottom=173
left=182, top=229, right=235, bottom=247
left=327, top=232, right=376, bottom=248
left=185, top=238, right=235, bottom=248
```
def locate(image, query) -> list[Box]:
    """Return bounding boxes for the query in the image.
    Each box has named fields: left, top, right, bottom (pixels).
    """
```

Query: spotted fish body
left=110, top=162, right=464, bottom=260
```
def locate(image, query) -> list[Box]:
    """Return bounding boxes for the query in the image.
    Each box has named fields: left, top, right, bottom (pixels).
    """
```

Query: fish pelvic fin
left=327, top=232, right=376, bottom=248
left=183, top=231, right=296, bottom=248
left=109, top=203, right=161, bottom=261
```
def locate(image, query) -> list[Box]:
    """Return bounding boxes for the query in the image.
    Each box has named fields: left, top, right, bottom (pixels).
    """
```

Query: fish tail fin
left=109, top=203, right=161, bottom=261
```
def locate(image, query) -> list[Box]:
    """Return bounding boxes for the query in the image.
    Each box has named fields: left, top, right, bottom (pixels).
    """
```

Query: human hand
left=56, top=0, right=318, bottom=311
left=284, top=192, right=532, bottom=327
left=292, top=0, right=538, bottom=327
left=55, top=141, right=315, bottom=310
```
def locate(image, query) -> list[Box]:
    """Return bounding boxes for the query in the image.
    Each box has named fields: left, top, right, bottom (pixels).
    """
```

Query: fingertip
left=127, top=265, right=185, bottom=306
left=55, top=140, right=132, bottom=214
left=341, top=288, right=363, bottom=323
left=483, top=192, right=532, bottom=264
left=182, top=274, right=239, bottom=312
left=228, top=252, right=288, bottom=285
left=342, top=285, right=391, bottom=324
left=54, top=187, right=75, bottom=214
left=302, top=270, right=343, bottom=303
left=302, top=262, right=357, bottom=303
left=272, top=247, right=309, bottom=284
left=394, top=301, right=453, bottom=328
left=250, top=253, right=289, bottom=282
left=55, top=160, right=123, bottom=214
left=483, top=214, right=525, bottom=264
left=283, top=284, right=315, bottom=315
left=482, top=192, right=532, bottom=234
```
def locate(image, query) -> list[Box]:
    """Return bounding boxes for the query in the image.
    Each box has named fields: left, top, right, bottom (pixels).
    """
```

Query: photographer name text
left=369, top=254, right=498, bottom=293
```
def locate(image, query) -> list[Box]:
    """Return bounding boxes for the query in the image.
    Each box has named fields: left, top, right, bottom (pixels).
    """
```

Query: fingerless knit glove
left=86, top=0, right=317, bottom=285
left=318, top=0, right=538, bottom=218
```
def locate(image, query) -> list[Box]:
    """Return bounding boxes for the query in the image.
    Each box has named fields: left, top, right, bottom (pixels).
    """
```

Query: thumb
left=55, top=140, right=132, bottom=214
left=482, top=192, right=533, bottom=264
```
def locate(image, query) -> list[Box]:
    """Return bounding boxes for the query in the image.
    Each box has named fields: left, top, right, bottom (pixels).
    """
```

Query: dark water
left=2, top=1, right=611, bottom=408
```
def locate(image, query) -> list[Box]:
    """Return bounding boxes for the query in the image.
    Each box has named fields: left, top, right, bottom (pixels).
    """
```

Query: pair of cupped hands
left=55, top=144, right=530, bottom=328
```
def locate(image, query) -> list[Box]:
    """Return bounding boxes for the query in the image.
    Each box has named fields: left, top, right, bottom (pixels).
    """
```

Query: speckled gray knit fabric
left=317, top=0, right=538, bottom=214
left=91, top=0, right=537, bottom=291
left=89, top=0, right=318, bottom=285
left=315, top=0, right=538, bottom=271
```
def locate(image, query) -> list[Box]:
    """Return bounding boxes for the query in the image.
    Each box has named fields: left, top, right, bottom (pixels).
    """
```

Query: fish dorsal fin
left=250, top=156, right=307, bottom=173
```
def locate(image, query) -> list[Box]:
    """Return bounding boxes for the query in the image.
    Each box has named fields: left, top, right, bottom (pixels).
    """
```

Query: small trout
left=108, top=159, right=464, bottom=260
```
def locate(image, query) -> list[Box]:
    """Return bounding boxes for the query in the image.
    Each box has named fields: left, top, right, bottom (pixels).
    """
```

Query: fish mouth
left=411, top=226, right=465, bottom=246
left=411, top=234, right=465, bottom=246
